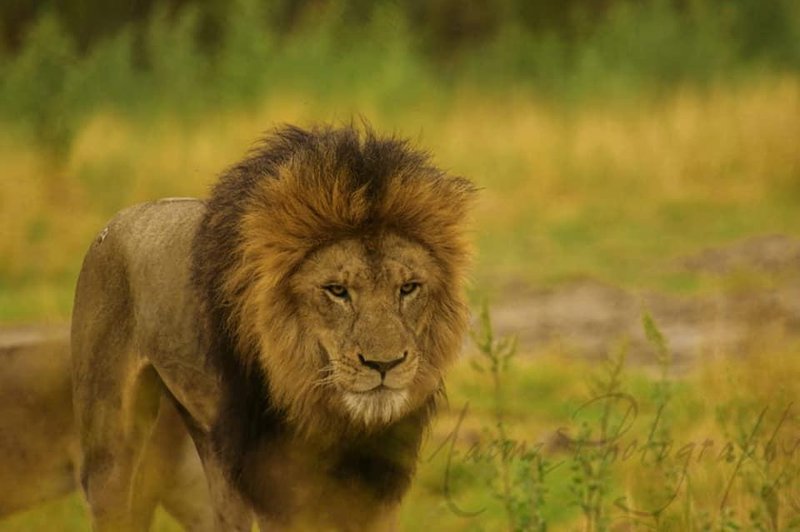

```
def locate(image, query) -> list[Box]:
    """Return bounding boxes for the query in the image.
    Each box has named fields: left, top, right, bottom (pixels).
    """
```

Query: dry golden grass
left=1, top=75, right=799, bottom=320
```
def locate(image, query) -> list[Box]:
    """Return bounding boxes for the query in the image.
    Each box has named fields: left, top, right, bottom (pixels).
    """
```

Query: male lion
left=72, top=124, right=475, bottom=531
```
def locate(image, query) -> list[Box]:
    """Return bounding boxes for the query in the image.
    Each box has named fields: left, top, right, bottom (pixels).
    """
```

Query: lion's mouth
left=353, top=383, right=403, bottom=394
left=340, top=387, right=410, bottom=426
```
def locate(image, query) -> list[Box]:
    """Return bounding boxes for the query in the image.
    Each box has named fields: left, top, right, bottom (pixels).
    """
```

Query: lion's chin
left=341, top=387, right=410, bottom=427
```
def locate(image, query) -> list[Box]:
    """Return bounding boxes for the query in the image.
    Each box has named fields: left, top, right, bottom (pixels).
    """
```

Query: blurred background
left=1, top=0, right=799, bottom=530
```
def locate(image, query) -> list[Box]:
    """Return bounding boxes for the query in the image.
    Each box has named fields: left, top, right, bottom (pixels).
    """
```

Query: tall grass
left=1, top=1, right=798, bottom=321
left=2, top=74, right=798, bottom=321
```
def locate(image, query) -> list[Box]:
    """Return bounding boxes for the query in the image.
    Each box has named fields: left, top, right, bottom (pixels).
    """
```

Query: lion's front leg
left=132, top=395, right=215, bottom=531
left=191, top=435, right=254, bottom=532
left=149, top=397, right=215, bottom=531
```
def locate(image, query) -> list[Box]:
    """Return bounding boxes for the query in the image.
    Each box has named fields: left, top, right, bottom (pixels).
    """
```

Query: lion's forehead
left=300, top=234, right=438, bottom=286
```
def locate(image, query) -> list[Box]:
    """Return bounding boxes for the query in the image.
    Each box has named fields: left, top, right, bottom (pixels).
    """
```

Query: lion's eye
left=399, top=282, right=420, bottom=297
left=324, top=284, right=349, bottom=300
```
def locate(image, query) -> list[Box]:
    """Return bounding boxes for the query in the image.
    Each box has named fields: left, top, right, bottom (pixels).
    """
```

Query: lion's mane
left=191, top=124, right=474, bottom=501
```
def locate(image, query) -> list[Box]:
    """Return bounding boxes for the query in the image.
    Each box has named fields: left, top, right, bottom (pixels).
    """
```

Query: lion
left=71, top=124, right=475, bottom=531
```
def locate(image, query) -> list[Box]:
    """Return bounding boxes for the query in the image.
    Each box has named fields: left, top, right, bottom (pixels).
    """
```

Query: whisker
left=312, top=373, right=339, bottom=389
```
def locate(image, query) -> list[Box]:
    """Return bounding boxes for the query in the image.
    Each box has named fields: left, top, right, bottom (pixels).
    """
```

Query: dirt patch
left=489, top=234, right=800, bottom=367
left=490, top=278, right=799, bottom=367
left=677, top=233, right=800, bottom=275
left=0, top=323, right=69, bottom=350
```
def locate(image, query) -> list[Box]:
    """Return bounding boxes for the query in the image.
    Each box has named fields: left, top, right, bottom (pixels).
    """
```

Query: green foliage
left=141, top=5, right=207, bottom=112
left=448, top=0, right=800, bottom=99
left=454, top=309, right=800, bottom=531
left=643, top=311, right=671, bottom=388
left=75, top=28, right=138, bottom=112
left=1, top=0, right=799, bottom=153
left=637, top=312, right=682, bottom=529
left=568, top=341, right=629, bottom=532
left=471, top=302, right=547, bottom=531
left=212, top=0, right=275, bottom=105
left=0, top=14, right=79, bottom=153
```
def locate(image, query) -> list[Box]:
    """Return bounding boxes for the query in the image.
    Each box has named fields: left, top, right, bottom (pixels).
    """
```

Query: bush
left=0, top=0, right=798, bottom=152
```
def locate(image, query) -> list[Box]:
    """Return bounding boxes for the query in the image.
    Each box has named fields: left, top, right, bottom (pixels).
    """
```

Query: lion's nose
left=358, top=351, right=408, bottom=379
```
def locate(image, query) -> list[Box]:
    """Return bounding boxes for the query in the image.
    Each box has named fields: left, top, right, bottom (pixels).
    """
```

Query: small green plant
left=568, top=339, right=628, bottom=532
left=471, top=301, right=548, bottom=531
left=640, top=311, right=681, bottom=528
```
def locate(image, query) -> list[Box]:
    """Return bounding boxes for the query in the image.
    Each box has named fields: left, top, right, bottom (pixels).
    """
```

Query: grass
left=401, top=331, right=800, bottom=531
left=2, top=0, right=798, bottom=321
left=0, top=496, right=181, bottom=532
left=3, top=337, right=798, bottom=531
left=0, top=3, right=798, bottom=528
left=1, top=75, right=798, bottom=321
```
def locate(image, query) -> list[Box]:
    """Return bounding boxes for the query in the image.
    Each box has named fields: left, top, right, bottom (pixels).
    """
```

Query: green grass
left=401, top=342, right=800, bottom=530
left=0, top=495, right=182, bottom=532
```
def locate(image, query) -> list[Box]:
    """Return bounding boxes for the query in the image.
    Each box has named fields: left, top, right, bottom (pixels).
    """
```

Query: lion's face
left=206, top=126, right=474, bottom=437
left=289, top=233, right=441, bottom=426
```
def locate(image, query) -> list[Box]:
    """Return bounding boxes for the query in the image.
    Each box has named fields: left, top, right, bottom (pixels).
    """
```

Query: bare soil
left=491, top=234, right=800, bottom=369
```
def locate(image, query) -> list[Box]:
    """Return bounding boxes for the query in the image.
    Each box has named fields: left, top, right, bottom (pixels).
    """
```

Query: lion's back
left=71, top=198, right=206, bottom=367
